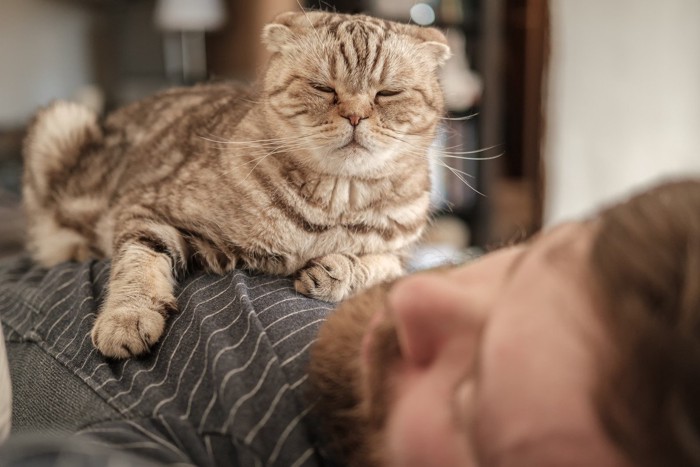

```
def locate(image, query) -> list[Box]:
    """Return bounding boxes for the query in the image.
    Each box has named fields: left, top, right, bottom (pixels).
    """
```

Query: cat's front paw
left=91, top=299, right=176, bottom=358
left=294, top=254, right=355, bottom=302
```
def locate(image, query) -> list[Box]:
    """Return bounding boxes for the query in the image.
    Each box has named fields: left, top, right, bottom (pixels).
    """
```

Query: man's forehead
left=472, top=222, right=619, bottom=467
left=536, top=221, right=595, bottom=263
left=495, top=221, right=597, bottom=290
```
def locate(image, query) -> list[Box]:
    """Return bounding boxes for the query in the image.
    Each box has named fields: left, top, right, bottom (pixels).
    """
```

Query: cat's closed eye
left=311, top=83, right=336, bottom=94
left=375, top=89, right=403, bottom=99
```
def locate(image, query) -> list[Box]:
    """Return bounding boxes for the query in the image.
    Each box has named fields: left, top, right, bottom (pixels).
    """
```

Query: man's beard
left=308, top=282, right=401, bottom=467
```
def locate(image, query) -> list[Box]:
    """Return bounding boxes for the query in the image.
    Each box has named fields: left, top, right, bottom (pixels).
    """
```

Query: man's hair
left=591, top=179, right=700, bottom=467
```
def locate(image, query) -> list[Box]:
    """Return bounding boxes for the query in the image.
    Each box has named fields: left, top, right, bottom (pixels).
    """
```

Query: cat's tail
left=23, top=101, right=104, bottom=266
left=23, top=100, right=102, bottom=201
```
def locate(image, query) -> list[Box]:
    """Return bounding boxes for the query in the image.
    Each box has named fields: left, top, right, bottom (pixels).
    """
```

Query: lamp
left=155, top=0, right=226, bottom=31
left=154, top=0, right=227, bottom=84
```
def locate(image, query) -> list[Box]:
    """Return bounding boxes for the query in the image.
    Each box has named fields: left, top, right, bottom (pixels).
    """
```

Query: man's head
left=308, top=179, right=700, bottom=466
left=591, top=179, right=700, bottom=467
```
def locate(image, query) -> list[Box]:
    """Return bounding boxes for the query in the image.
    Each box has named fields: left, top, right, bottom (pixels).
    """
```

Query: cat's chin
left=341, top=141, right=366, bottom=151
left=309, top=147, right=394, bottom=178
left=338, top=142, right=373, bottom=158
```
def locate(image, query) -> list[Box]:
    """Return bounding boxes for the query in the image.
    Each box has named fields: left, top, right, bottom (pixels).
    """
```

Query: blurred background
left=0, top=0, right=698, bottom=262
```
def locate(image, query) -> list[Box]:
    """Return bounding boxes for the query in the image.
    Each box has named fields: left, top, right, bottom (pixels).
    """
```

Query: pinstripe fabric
left=0, top=256, right=337, bottom=466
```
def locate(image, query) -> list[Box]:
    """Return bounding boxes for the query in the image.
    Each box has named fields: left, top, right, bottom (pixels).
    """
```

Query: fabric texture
left=0, top=256, right=337, bottom=466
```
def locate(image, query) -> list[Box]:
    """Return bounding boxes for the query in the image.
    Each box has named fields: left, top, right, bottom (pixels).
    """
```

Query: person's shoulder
left=229, top=272, right=334, bottom=354
left=0, top=256, right=107, bottom=336
left=175, top=270, right=334, bottom=336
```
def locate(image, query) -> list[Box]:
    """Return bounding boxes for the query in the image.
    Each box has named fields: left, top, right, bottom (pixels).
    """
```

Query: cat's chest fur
left=274, top=169, right=429, bottom=258
left=291, top=171, right=371, bottom=215
left=155, top=156, right=430, bottom=275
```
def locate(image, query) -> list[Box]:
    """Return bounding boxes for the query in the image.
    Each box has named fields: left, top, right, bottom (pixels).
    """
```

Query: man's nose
left=388, top=274, right=485, bottom=367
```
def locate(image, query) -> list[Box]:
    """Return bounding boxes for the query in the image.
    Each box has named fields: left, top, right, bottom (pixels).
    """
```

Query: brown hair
left=591, top=179, right=700, bottom=466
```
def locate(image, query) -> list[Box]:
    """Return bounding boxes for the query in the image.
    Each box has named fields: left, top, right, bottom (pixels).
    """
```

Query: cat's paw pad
left=295, top=254, right=354, bottom=302
left=91, top=300, right=175, bottom=359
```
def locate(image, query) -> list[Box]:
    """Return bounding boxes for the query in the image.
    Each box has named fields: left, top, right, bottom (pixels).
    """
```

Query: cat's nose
left=344, top=114, right=366, bottom=127
left=338, top=99, right=371, bottom=126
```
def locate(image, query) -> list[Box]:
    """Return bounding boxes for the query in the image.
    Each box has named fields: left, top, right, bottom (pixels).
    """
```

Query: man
left=310, top=178, right=700, bottom=467
left=1, top=178, right=698, bottom=466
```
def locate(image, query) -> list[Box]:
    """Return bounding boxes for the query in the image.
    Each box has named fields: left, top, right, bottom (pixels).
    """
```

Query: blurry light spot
left=410, top=3, right=436, bottom=26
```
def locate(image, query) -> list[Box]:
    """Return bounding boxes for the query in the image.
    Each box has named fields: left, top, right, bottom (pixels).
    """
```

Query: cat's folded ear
left=403, top=25, right=452, bottom=67
left=262, top=11, right=308, bottom=53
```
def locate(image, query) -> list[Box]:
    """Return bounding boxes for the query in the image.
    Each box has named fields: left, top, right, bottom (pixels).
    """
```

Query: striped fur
left=22, top=12, right=450, bottom=358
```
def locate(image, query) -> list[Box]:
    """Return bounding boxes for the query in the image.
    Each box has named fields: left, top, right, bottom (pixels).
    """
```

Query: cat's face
left=261, top=12, right=450, bottom=177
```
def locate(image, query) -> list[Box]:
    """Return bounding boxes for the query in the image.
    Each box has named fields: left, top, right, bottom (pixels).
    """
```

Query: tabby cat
left=22, top=11, right=450, bottom=358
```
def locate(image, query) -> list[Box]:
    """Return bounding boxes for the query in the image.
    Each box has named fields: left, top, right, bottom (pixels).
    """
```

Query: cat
left=22, top=11, right=450, bottom=359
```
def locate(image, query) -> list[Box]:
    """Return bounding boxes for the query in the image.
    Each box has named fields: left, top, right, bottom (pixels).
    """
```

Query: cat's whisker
left=382, top=128, right=503, bottom=161
left=443, top=165, right=486, bottom=196
left=397, top=150, right=484, bottom=194
left=313, top=0, right=337, bottom=12
left=221, top=132, right=335, bottom=148
left=377, top=129, right=422, bottom=146
left=376, top=129, right=492, bottom=196
left=257, top=136, right=335, bottom=155
left=298, top=2, right=319, bottom=36
left=199, top=132, right=312, bottom=145
left=239, top=140, right=332, bottom=181
left=414, top=154, right=485, bottom=196
left=400, top=146, right=503, bottom=167
left=439, top=151, right=504, bottom=161
left=225, top=153, right=273, bottom=173
left=297, top=3, right=330, bottom=68
left=437, top=143, right=475, bottom=152
left=201, top=130, right=311, bottom=143
left=438, top=143, right=503, bottom=155
left=438, top=113, right=479, bottom=121
left=281, top=5, right=328, bottom=76
left=434, top=161, right=476, bottom=180
left=223, top=135, right=334, bottom=174
left=225, top=146, right=301, bottom=171
left=210, top=141, right=311, bottom=152
left=206, top=137, right=336, bottom=155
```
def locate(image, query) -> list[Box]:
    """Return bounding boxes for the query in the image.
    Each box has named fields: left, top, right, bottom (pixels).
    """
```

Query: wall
left=0, top=0, right=93, bottom=127
left=544, top=0, right=700, bottom=224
